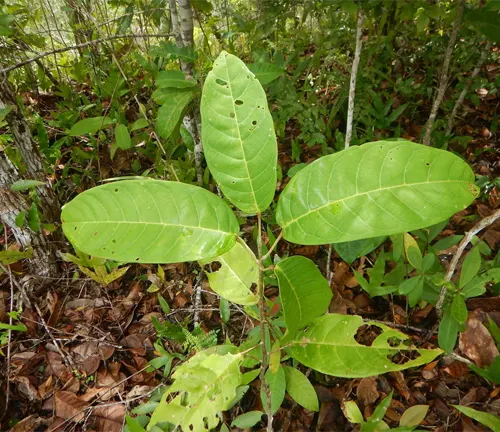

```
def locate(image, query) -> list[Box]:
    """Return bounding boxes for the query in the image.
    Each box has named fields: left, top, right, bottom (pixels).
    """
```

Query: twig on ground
left=193, top=270, right=205, bottom=325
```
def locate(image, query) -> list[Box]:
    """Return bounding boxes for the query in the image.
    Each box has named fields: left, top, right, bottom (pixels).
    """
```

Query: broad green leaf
left=156, top=91, right=193, bottom=139
left=248, top=62, right=284, bottom=85
left=333, top=236, right=386, bottom=264
left=201, top=51, right=278, bottom=214
left=451, top=294, right=468, bottom=324
left=200, top=241, right=258, bottom=305
left=276, top=141, right=478, bottom=245
left=69, top=116, right=113, bottom=136
left=231, top=411, right=263, bottom=428
left=10, top=179, right=45, bottom=191
left=438, top=304, right=459, bottom=354
left=260, top=365, right=285, bottom=415
left=149, top=42, right=197, bottom=61
left=275, top=256, right=332, bottom=341
left=404, top=233, right=422, bottom=271
left=342, top=401, right=364, bottom=424
left=115, top=124, right=132, bottom=150
left=459, top=247, right=481, bottom=288
left=156, top=70, right=197, bottom=89
left=453, top=405, right=500, bottom=431
left=399, top=405, right=429, bottom=427
left=148, top=351, right=242, bottom=432
left=289, top=314, right=442, bottom=377
left=61, top=180, right=239, bottom=264
left=283, top=366, right=319, bottom=412
left=467, top=8, right=500, bottom=43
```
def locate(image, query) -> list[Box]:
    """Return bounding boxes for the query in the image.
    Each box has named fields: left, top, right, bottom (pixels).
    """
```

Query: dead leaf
left=93, top=404, right=125, bottom=432
left=459, top=311, right=499, bottom=367
left=54, top=390, right=89, bottom=422
left=356, top=377, right=379, bottom=406
left=389, top=371, right=410, bottom=400
left=9, top=415, right=44, bottom=432
left=46, top=352, right=71, bottom=382
left=11, top=376, right=40, bottom=402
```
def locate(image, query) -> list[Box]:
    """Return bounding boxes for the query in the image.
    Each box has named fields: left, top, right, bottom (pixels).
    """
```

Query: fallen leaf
left=459, top=311, right=499, bottom=367
left=93, top=404, right=125, bottom=432
left=54, top=390, right=89, bottom=422
left=356, top=377, right=379, bottom=406
left=9, top=415, right=44, bottom=432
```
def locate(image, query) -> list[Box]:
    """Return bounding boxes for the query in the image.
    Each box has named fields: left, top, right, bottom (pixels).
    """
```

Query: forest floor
left=0, top=63, right=499, bottom=432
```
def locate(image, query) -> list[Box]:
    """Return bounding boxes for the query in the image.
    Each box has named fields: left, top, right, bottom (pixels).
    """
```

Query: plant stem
left=435, top=208, right=500, bottom=317
left=261, top=232, right=283, bottom=263
left=345, top=8, right=364, bottom=149
left=257, top=213, right=273, bottom=431
left=445, top=41, right=492, bottom=136
left=422, top=0, right=465, bottom=146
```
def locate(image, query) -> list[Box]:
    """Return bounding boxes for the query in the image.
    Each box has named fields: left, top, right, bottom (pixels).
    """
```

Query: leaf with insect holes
left=289, top=314, right=442, bottom=377
left=201, top=51, right=278, bottom=214
left=284, top=366, right=319, bottom=411
left=148, top=351, right=242, bottom=432
left=199, top=241, right=258, bottom=305
left=276, top=141, right=478, bottom=245
left=61, top=180, right=239, bottom=264
left=274, top=256, right=332, bottom=342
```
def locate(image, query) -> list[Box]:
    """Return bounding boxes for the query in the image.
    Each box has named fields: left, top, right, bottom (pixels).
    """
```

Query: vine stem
left=257, top=213, right=273, bottom=431
left=435, top=208, right=500, bottom=317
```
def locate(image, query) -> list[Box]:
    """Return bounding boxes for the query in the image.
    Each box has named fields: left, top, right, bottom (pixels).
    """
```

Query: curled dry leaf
left=459, top=311, right=499, bottom=367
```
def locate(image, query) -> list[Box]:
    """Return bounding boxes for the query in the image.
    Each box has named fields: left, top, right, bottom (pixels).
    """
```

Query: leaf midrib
left=280, top=179, right=471, bottom=229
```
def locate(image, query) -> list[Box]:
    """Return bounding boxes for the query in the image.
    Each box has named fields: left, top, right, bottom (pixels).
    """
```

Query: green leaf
left=149, top=42, right=197, bottom=61
left=289, top=314, right=442, bottom=377
left=275, top=256, right=332, bottom=341
left=115, top=124, right=132, bottom=150
left=342, top=400, right=364, bottom=424
left=69, top=116, right=113, bottom=136
left=200, top=241, right=258, bottom=305
left=130, top=118, right=149, bottom=131
left=220, top=298, right=230, bottom=323
left=15, top=211, right=26, bottom=228
left=283, top=366, right=319, bottom=411
left=156, top=91, right=193, bottom=140
left=404, top=233, right=422, bottom=271
left=467, top=8, right=500, bottom=43
left=438, top=304, right=460, bottom=354
left=453, top=405, right=500, bottom=430
left=125, top=416, right=147, bottom=432
left=400, top=405, right=429, bottom=427
left=459, top=247, right=481, bottom=288
left=333, top=236, right=386, bottom=264
left=399, top=276, right=424, bottom=307
left=276, top=141, right=478, bottom=245
left=248, top=62, right=284, bottom=85
left=366, top=391, right=393, bottom=430
left=158, top=294, right=170, bottom=314
left=27, top=202, right=40, bottom=232
left=390, top=233, right=404, bottom=261
left=231, top=411, right=263, bottom=428
left=260, top=365, right=286, bottom=415
left=156, top=70, right=197, bottom=89
left=269, top=340, right=281, bottom=373
left=469, top=356, right=500, bottom=384
left=201, top=51, right=278, bottom=214
left=241, top=368, right=260, bottom=385
left=451, top=294, right=468, bottom=324
left=432, top=235, right=463, bottom=252
left=61, top=180, right=239, bottom=264
left=148, top=351, right=242, bottom=432
left=10, top=179, right=45, bottom=191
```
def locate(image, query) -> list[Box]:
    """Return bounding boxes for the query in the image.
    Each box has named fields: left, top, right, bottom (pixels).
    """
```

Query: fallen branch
left=0, top=33, right=173, bottom=74
left=345, top=8, right=365, bottom=149
left=435, top=208, right=500, bottom=317
left=422, top=0, right=465, bottom=146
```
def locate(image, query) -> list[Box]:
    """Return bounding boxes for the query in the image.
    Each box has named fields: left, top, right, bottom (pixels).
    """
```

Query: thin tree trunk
left=0, top=75, right=60, bottom=224
left=0, top=153, right=58, bottom=278
left=175, top=0, right=203, bottom=185
left=422, top=0, right=465, bottom=146
left=446, top=41, right=491, bottom=136
left=345, top=8, right=364, bottom=149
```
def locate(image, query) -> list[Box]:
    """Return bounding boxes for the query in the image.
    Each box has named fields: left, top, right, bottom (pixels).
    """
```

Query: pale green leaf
left=404, top=233, right=422, bottom=271
left=342, top=401, right=364, bottom=424
left=201, top=51, right=278, bottom=214
left=0, top=249, right=32, bottom=265
left=231, top=411, right=263, bottom=428
left=156, top=91, right=193, bottom=139
left=275, top=256, right=332, bottom=341
left=115, top=124, right=132, bottom=150
left=61, top=180, right=239, bottom=264
left=334, top=236, right=386, bottom=264
left=284, top=366, right=319, bottom=411
left=241, top=368, right=260, bottom=385
left=200, top=241, right=258, bottom=305
left=289, top=314, right=442, bottom=377
left=69, top=116, right=113, bottom=136
left=248, top=62, right=284, bottom=85
left=260, top=365, right=286, bottom=415
left=453, top=405, right=500, bottom=431
left=148, top=351, right=242, bottom=432
left=276, top=141, right=478, bottom=245
left=10, top=179, right=45, bottom=191
left=156, top=70, right=197, bottom=89
left=459, top=247, right=481, bottom=288
left=399, top=405, right=429, bottom=427
left=269, top=340, right=281, bottom=373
